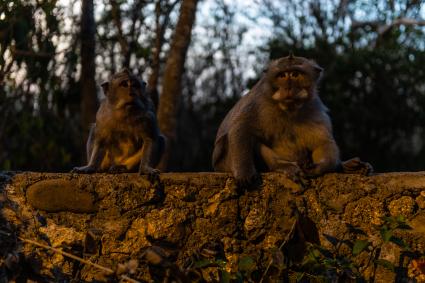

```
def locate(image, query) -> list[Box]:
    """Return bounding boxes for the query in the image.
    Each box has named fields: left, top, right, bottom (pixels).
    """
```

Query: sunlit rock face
left=1, top=171, right=425, bottom=282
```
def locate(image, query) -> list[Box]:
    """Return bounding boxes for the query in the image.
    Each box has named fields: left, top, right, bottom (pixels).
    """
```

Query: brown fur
left=212, top=55, right=340, bottom=186
left=72, top=69, right=165, bottom=175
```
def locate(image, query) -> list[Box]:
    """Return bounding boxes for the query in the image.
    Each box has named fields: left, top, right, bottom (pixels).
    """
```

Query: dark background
left=1, top=0, right=424, bottom=172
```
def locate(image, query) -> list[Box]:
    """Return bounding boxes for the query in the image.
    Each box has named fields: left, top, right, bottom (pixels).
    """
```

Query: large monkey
left=72, top=69, right=165, bottom=177
left=212, top=54, right=340, bottom=187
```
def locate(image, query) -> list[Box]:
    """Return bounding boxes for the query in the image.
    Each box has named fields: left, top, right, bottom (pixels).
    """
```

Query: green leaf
left=193, top=259, right=212, bottom=268
left=396, top=223, right=412, bottom=230
left=375, top=259, right=395, bottom=271
left=390, top=236, right=410, bottom=250
left=380, top=228, right=393, bottom=243
left=238, top=256, right=256, bottom=272
left=220, top=270, right=231, bottom=283
left=352, top=240, right=370, bottom=255
left=323, top=234, right=339, bottom=246
left=296, top=272, right=305, bottom=281
left=395, top=215, right=406, bottom=223
left=216, top=259, right=227, bottom=268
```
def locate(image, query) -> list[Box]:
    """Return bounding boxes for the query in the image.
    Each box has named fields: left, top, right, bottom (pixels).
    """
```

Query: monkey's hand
left=302, top=161, right=331, bottom=177
left=71, top=165, right=96, bottom=174
left=275, top=160, right=303, bottom=176
left=139, top=166, right=161, bottom=183
left=234, top=169, right=262, bottom=191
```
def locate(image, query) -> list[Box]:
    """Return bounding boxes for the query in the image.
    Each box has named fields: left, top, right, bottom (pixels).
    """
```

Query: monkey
left=212, top=54, right=340, bottom=187
left=72, top=69, right=165, bottom=177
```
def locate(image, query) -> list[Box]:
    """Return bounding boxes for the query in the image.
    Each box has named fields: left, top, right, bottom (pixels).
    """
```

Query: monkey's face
left=267, top=55, right=322, bottom=111
left=102, top=69, right=147, bottom=110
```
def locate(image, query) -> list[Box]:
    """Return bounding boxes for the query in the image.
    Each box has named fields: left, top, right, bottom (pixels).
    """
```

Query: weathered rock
left=0, top=171, right=425, bottom=282
left=26, top=178, right=97, bottom=213
left=388, top=196, right=416, bottom=218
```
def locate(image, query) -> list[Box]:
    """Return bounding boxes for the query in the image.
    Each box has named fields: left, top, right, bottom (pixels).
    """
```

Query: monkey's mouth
left=273, top=88, right=309, bottom=102
left=272, top=88, right=309, bottom=111
left=277, top=100, right=303, bottom=111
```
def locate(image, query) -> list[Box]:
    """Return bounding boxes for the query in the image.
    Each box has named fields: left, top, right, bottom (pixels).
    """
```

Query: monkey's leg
left=212, top=135, right=228, bottom=171
left=259, top=144, right=302, bottom=175
left=305, top=141, right=340, bottom=176
left=121, top=149, right=144, bottom=171
left=72, top=142, right=105, bottom=173
left=86, top=124, right=96, bottom=162
left=150, top=135, right=166, bottom=168
left=137, top=138, right=160, bottom=178
left=228, top=129, right=260, bottom=188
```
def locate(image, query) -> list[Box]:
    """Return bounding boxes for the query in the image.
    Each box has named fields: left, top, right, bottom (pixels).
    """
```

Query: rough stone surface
left=0, top=171, right=425, bottom=282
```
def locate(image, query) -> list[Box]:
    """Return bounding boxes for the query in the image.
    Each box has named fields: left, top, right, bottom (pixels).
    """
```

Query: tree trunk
left=147, top=0, right=179, bottom=111
left=146, top=0, right=166, bottom=111
left=109, top=0, right=130, bottom=68
left=80, top=0, right=98, bottom=142
left=157, top=0, right=199, bottom=171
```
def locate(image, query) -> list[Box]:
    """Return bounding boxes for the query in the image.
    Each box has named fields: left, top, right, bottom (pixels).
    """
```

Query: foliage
left=261, top=0, right=425, bottom=172
left=200, top=216, right=421, bottom=282
left=284, top=216, right=414, bottom=282
left=0, top=0, right=81, bottom=171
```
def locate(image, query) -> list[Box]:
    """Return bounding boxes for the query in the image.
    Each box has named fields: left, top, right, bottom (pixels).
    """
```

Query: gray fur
left=212, top=55, right=340, bottom=186
left=72, top=69, right=165, bottom=175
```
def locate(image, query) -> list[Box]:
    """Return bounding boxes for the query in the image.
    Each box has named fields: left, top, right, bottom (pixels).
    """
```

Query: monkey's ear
left=101, top=82, right=109, bottom=95
left=310, top=60, right=323, bottom=74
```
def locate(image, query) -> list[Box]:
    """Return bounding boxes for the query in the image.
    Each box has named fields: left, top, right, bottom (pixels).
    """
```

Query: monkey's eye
left=290, top=71, right=299, bottom=78
left=119, top=80, right=129, bottom=87
left=277, top=72, right=288, bottom=78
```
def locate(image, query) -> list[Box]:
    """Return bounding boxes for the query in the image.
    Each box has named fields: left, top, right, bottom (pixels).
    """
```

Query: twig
left=20, top=238, right=113, bottom=273
left=259, top=219, right=298, bottom=283
left=11, top=48, right=54, bottom=58
left=0, top=230, right=140, bottom=283
left=351, top=18, right=425, bottom=36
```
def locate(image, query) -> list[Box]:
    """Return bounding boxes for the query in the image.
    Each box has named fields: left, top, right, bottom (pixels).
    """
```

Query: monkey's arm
left=305, top=139, right=340, bottom=176
left=228, top=126, right=260, bottom=187
left=259, top=144, right=302, bottom=174
left=72, top=139, right=106, bottom=173
left=137, top=137, right=159, bottom=175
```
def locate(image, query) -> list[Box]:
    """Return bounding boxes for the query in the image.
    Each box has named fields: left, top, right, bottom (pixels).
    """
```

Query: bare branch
left=0, top=230, right=142, bottom=283
left=377, top=18, right=425, bottom=35
left=11, top=49, right=54, bottom=58
left=351, top=17, right=425, bottom=36
left=109, top=0, right=129, bottom=63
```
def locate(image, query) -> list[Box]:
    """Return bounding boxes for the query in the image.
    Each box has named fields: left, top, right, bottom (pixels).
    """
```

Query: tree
left=147, top=0, right=180, bottom=110
left=80, top=0, right=98, bottom=141
left=261, top=0, right=425, bottom=171
left=157, top=0, right=199, bottom=170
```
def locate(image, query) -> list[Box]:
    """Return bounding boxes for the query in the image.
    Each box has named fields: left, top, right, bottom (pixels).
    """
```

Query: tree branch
left=109, top=0, right=129, bottom=65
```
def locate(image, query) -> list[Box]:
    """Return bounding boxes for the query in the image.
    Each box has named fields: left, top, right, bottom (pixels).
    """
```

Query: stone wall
left=1, top=171, right=425, bottom=282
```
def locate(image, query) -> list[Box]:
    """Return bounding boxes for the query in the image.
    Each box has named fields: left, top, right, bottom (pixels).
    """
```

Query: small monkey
left=212, top=54, right=340, bottom=187
left=72, top=69, right=165, bottom=176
